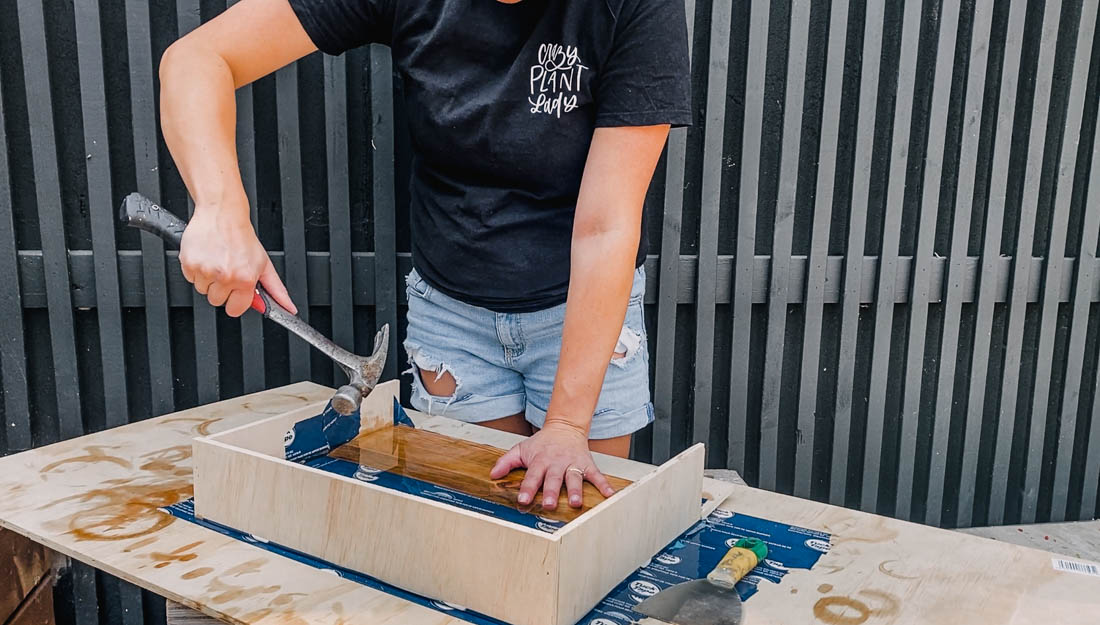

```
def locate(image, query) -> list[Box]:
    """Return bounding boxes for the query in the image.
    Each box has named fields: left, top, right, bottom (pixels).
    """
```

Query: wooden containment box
left=192, top=382, right=706, bottom=625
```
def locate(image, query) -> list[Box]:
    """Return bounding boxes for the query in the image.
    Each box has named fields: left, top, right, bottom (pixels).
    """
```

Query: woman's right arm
left=159, top=0, right=317, bottom=317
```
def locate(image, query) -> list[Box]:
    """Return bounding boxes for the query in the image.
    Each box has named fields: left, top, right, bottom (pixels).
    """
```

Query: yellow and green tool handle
left=707, top=538, right=768, bottom=589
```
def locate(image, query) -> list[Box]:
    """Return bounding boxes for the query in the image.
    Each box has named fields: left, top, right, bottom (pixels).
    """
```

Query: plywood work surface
left=0, top=382, right=1097, bottom=624
left=329, top=425, right=632, bottom=523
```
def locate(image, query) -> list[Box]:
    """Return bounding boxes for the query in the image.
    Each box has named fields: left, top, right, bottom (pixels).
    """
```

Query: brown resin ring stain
left=40, top=446, right=132, bottom=473
left=878, top=559, right=920, bottom=580
left=161, top=416, right=223, bottom=436
left=812, top=596, right=872, bottom=625
left=47, top=482, right=193, bottom=541
left=813, top=589, right=901, bottom=624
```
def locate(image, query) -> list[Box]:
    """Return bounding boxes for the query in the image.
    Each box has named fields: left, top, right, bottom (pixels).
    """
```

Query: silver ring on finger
left=566, top=465, right=586, bottom=478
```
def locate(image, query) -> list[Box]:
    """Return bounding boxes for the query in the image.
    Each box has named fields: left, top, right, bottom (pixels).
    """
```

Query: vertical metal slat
left=941, top=0, right=997, bottom=528
left=990, top=2, right=1062, bottom=525
left=727, top=0, right=763, bottom=472
left=759, top=0, right=811, bottom=490
left=276, top=62, right=311, bottom=382
left=18, top=0, right=84, bottom=440
left=794, top=0, right=850, bottom=497
left=0, top=73, right=30, bottom=452
left=861, top=0, right=923, bottom=514
left=76, top=0, right=129, bottom=428
left=963, top=0, right=1028, bottom=527
left=325, top=55, right=355, bottom=380
left=65, top=562, right=99, bottom=625
left=1062, top=114, right=1100, bottom=521
left=1087, top=349, right=1100, bottom=520
left=126, top=0, right=175, bottom=417
left=695, top=0, right=734, bottom=454
left=654, top=130, right=687, bottom=464
left=371, top=45, right=398, bottom=381
left=652, top=0, right=696, bottom=464
left=897, top=0, right=962, bottom=524
left=1048, top=3, right=1100, bottom=522
left=1070, top=36, right=1100, bottom=522
left=830, top=0, right=886, bottom=505
left=177, top=0, right=220, bottom=405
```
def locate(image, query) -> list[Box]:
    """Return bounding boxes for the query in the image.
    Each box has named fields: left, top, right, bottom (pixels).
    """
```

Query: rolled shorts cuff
left=408, top=385, right=528, bottom=423
left=525, top=402, right=655, bottom=440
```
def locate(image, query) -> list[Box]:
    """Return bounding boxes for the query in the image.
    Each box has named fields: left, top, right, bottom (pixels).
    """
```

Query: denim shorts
left=403, top=266, right=654, bottom=439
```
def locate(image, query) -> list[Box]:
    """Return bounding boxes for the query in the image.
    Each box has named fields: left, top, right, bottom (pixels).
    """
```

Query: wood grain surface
left=0, top=382, right=1098, bottom=624
left=5, top=574, right=54, bottom=625
left=0, top=527, right=52, bottom=622
left=329, top=425, right=632, bottom=523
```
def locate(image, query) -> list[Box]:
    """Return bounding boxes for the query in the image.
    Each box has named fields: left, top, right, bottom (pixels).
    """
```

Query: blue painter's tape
left=283, top=402, right=362, bottom=463
left=394, top=398, right=415, bottom=427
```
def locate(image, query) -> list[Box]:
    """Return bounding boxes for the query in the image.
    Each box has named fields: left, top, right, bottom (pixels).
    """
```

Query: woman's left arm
left=490, top=124, right=671, bottom=510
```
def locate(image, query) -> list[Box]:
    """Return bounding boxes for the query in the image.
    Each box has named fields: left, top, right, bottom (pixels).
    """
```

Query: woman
left=160, top=0, right=691, bottom=513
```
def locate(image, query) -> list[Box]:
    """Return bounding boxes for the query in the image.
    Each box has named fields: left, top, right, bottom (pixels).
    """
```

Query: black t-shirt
left=289, top=0, right=692, bottom=312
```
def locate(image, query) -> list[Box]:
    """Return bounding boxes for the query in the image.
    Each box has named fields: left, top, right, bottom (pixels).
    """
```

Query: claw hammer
left=120, top=192, right=389, bottom=415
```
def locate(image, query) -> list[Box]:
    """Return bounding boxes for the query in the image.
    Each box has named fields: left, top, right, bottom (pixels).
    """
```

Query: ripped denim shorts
left=403, top=266, right=654, bottom=440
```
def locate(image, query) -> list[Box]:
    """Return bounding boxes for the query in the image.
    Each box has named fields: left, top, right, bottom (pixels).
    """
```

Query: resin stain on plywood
left=44, top=481, right=192, bottom=541
left=150, top=540, right=204, bottom=568
left=182, top=567, right=214, bottom=580
left=162, top=416, right=223, bottom=436
left=40, top=446, right=132, bottom=473
left=139, top=446, right=192, bottom=472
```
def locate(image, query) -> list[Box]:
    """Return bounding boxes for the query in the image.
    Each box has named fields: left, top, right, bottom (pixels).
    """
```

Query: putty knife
left=635, top=538, right=767, bottom=625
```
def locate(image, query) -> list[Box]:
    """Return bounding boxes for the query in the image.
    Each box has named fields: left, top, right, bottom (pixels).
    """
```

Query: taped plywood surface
left=193, top=390, right=702, bottom=625
left=193, top=433, right=562, bottom=624
left=329, top=425, right=633, bottom=523
left=0, top=382, right=1096, bottom=624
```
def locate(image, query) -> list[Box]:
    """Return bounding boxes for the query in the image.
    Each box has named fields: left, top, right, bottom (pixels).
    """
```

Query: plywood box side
left=206, top=402, right=329, bottom=457
left=357, top=380, right=401, bottom=434
left=192, top=437, right=559, bottom=625
left=554, top=444, right=705, bottom=625
left=700, top=480, right=737, bottom=519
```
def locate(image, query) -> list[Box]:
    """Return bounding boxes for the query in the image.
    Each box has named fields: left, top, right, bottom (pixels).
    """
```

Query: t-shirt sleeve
left=595, top=0, right=693, bottom=128
left=288, top=0, right=395, bottom=55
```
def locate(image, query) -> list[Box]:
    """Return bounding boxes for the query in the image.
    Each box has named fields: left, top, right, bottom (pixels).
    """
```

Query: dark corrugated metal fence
left=2, top=0, right=1100, bottom=623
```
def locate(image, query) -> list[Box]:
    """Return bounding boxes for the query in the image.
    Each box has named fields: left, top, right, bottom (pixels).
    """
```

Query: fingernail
left=518, top=493, right=531, bottom=504
left=570, top=495, right=581, bottom=506
left=544, top=497, right=555, bottom=507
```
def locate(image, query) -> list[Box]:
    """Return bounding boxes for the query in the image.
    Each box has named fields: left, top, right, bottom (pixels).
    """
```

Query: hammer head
left=330, top=324, right=390, bottom=416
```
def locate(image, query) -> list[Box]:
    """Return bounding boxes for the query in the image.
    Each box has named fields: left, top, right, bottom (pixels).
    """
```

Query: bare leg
left=588, top=434, right=631, bottom=458
left=474, top=413, right=534, bottom=436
